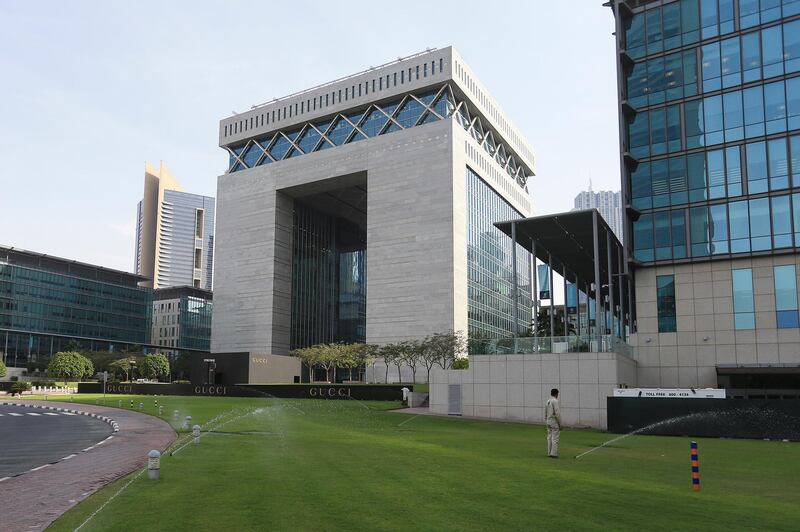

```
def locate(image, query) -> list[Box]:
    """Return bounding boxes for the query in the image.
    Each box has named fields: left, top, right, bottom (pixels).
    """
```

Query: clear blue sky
left=0, top=0, right=619, bottom=272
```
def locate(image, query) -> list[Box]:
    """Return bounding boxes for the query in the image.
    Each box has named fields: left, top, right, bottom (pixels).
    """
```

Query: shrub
left=0, top=359, right=6, bottom=379
left=10, top=381, right=31, bottom=394
left=173, top=379, right=191, bottom=384
left=452, top=357, right=469, bottom=370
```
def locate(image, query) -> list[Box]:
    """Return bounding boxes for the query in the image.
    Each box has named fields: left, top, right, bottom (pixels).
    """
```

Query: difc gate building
left=211, top=47, right=536, bottom=381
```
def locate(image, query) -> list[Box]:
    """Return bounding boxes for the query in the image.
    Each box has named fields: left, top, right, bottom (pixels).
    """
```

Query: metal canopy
left=495, top=209, right=624, bottom=287
left=494, top=209, right=632, bottom=339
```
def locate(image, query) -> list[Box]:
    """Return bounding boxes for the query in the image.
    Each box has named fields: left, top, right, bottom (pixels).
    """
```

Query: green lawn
left=28, top=394, right=800, bottom=531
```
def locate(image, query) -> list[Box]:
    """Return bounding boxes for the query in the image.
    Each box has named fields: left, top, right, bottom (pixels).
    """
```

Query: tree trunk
left=384, top=363, right=389, bottom=383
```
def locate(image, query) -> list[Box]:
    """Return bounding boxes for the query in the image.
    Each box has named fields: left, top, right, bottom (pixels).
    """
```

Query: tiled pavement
left=0, top=401, right=176, bottom=532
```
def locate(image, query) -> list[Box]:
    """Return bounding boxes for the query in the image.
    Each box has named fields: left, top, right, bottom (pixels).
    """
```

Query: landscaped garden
left=26, top=393, right=800, bottom=531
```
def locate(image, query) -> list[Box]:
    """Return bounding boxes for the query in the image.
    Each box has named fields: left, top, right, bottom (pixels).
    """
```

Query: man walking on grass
left=545, top=388, right=562, bottom=458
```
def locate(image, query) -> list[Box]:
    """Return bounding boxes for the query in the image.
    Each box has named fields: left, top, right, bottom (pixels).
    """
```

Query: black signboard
left=77, top=382, right=410, bottom=401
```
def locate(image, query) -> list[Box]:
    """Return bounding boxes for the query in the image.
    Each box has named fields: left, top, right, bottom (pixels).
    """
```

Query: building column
left=618, top=244, right=625, bottom=339
left=607, top=229, right=614, bottom=337
left=531, top=239, right=538, bottom=336
left=511, top=221, right=518, bottom=340
left=575, top=274, right=581, bottom=337
left=549, top=252, right=555, bottom=339
left=592, top=211, right=601, bottom=338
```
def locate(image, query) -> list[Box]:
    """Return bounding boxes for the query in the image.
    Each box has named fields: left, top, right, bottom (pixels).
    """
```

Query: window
left=194, top=248, right=202, bottom=269
left=657, top=275, right=677, bottom=332
left=774, top=265, right=800, bottom=327
left=195, top=209, right=204, bottom=238
left=733, top=268, right=755, bottom=329
left=762, top=25, right=784, bottom=79
left=749, top=197, right=772, bottom=251
left=746, top=141, right=768, bottom=193
left=772, top=195, right=793, bottom=247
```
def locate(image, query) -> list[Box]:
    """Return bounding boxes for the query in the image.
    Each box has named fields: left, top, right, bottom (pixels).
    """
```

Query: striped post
left=690, top=441, right=700, bottom=492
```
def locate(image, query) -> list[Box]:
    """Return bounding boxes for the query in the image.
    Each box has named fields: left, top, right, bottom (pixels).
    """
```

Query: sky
left=0, top=0, right=620, bottom=273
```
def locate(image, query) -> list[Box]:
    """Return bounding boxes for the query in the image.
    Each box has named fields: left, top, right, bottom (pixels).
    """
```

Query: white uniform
left=545, top=397, right=562, bottom=457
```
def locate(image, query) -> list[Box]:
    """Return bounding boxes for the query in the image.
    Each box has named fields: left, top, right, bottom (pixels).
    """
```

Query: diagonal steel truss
left=225, top=83, right=529, bottom=188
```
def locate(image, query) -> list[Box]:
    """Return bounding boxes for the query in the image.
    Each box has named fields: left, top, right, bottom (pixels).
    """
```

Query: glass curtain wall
left=290, top=201, right=366, bottom=350
left=178, top=296, right=213, bottom=350
left=466, top=167, right=533, bottom=340
left=623, top=0, right=800, bottom=263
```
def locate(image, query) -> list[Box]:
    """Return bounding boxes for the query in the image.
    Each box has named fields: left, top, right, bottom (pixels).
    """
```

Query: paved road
left=0, top=404, right=112, bottom=478
left=0, top=401, right=175, bottom=532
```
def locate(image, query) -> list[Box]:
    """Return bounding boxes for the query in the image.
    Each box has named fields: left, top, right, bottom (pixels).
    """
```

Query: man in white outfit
left=545, top=388, right=562, bottom=458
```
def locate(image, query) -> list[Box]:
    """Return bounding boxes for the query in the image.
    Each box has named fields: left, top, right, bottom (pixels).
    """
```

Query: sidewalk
left=0, top=401, right=176, bottom=532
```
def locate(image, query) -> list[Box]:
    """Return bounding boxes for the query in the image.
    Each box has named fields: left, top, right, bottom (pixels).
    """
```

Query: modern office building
left=573, top=185, right=624, bottom=242
left=135, top=161, right=215, bottom=290
left=610, top=0, right=800, bottom=390
left=151, top=285, right=213, bottom=354
left=213, top=47, right=536, bottom=379
left=0, top=245, right=152, bottom=369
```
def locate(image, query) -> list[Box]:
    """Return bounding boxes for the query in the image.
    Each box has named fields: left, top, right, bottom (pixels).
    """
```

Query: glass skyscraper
left=612, top=0, right=800, bottom=391
left=617, top=0, right=800, bottom=263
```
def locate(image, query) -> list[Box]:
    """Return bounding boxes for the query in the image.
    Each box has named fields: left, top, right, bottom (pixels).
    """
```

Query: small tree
left=0, top=359, right=6, bottom=379
left=291, top=345, right=322, bottom=383
left=378, top=343, right=401, bottom=383
left=418, top=336, right=439, bottom=383
left=48, top=351, right=93, bottom=381
left=143, top=353, right=170, bottom=381
left=109, top=357, right=142, bottom=382
left=399, top=340, right=422, bottom=384
left=431, top=331, right=468, bottom=370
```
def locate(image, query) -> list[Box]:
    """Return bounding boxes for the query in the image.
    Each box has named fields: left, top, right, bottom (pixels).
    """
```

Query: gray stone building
left=212, top=47, right=536, bottom=380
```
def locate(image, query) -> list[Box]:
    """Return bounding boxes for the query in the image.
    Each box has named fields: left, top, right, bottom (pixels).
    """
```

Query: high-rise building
left=573, top=184, right=624, bottom=241
left=611, top=0, right=800, bottom=390
left=212, top=47, right=536, bottom=380
left=135, top=161, right=215, bottom=290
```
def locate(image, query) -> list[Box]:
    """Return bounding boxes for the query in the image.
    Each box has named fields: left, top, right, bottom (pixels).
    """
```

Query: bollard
left=159, top=405, right=164, bottom=416
left=147, top=450, right=161, bottom=480
left=44, top=395, right=48, bottom=402
left=690, top=441, right=700, bottom=492
left=182, top=415, right=191, bottom=430
left=173, top=410, right=179, bottom=420
left=193, top=424, right=201, bottom=445
left=130, top=400, right=134, bottom=408
left=118, top=400, right=122, bottom=408
left=139, top=402, right=143, bottom=411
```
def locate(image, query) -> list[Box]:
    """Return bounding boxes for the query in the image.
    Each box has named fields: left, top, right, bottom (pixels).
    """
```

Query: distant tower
left=573, top=182, right=623, bottom=243
left=135, top=161, right=215, bottom=289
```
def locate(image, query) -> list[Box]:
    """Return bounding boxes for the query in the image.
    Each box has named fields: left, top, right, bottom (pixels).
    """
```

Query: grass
left=25, top=393, right=800, bottom=531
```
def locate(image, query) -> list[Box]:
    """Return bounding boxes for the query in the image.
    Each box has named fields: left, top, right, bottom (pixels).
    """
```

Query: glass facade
left=225, top=85, right=532, bottom=189
left=622, top=0, right=800, bottom=263
left=656, top=274, right=677, bottom=332
left=179, top=296, right=213, bottom=350
left=467, top=167, right=533, bottom=338
left=290, top=200, right=367, bottom=350
left=0, top=261, right=153, bottom=367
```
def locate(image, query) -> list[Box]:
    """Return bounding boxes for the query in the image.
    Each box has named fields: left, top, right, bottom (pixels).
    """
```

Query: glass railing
left=468, top=335, right=632, bottom=357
